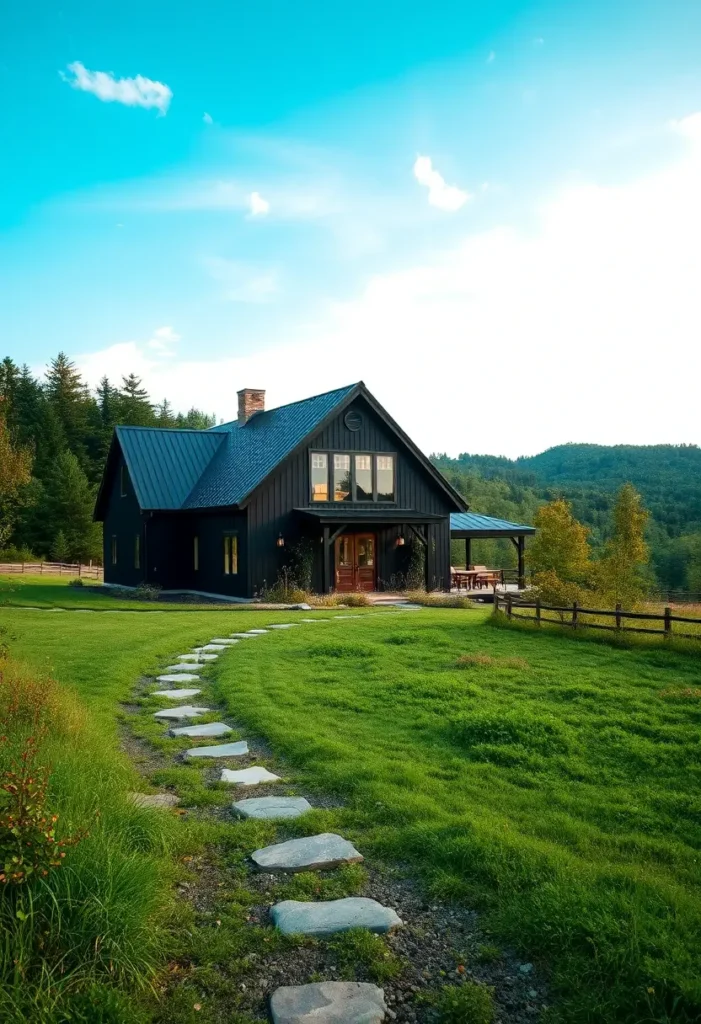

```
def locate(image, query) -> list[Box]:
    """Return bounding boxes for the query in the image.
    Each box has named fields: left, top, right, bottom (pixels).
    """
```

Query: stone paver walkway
left=135, top=612, right=416, bottom=1022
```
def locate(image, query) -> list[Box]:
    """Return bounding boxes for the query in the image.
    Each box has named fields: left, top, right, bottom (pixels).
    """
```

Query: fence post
left=494, top=593, right=500, bottom=614
left=506, top=594, right=512, bottom=620
left=572, top=601, right=578, bottom=630
left=536, top=597, right=541, bottom=625
left=615, top=603, right=622, bottom=630
left=664, top=606, right=672, bottom=638
left=78, top=563, right=82, bottom=577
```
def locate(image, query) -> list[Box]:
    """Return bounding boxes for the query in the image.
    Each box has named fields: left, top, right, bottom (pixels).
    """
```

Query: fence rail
left=494, top=593, right=701, bottom=640
left=0, top=562, right=103, bottom=579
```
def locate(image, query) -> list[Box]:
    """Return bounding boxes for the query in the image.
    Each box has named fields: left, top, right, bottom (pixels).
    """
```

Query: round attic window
left=344, top=409, right=362, bottom=432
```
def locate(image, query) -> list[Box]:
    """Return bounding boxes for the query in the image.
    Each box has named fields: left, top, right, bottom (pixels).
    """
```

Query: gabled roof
left=450, top=512, right=535, bottom=537
left=185, top=383, right=357, bottom=508
left=115, top=426, right=225, bottom=510
left=95, top=381, right=467, bottom=518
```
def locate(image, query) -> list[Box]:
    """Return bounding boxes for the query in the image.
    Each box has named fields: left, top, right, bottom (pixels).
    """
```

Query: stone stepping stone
left=154, top=705, right=210, bottom=720
left=233, top=796, right=310, bottom=819
left=193, top=644, right=227, bottom=652
left=221, top=766, right=280, bottom=786
left=251, top=833, right=363, bottom=873
left=246, top=629, right=269, bottom=634
left=270, top=982, right=386, bottom=1024
left=269, top=623, right=299, bottom=629
left=209, top=638, right=239, bottom=645
left=186, top=740, right=249, bottom=758
left=151, top=688, right=202, bottom=700
left=271, top=897, right=403, bottom=937
left=156, top=673, right=202, bottom=684
left=162, top=663, right=203, bottom=673
left=179, top=653, right=218, bottom=662
left=170, top=722, right=232, bottom=738
left=230, top=632, right=258, bottom=638
left=129, top=791, right=180, bottom=810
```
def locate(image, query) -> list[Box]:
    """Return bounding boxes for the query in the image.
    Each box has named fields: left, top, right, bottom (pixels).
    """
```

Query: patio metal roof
left=450, top=512, right=536, bottom=538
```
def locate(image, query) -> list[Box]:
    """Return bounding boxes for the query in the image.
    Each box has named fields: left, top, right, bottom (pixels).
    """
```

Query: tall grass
left=0, top=657, right=181, bottom=1021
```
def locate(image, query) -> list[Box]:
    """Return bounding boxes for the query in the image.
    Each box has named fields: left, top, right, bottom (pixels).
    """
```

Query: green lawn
left=2, top=598, right=700, bottom=1023
left=0, top=574, right=246, bottom=610
left=210, top=611, right=701, bottom=1024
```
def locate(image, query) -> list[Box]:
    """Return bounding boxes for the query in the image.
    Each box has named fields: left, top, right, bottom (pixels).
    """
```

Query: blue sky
left=2, top=0, right=701, bottom=455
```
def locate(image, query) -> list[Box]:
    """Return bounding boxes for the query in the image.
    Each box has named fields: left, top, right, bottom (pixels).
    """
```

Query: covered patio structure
left=450, top=512, right=536, bottom=591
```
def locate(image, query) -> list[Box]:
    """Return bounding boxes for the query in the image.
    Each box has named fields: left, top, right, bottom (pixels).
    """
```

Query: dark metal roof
left=185, top=383, right=357, bottom=509
left=117, top=426, right=225, bottom=510
left=96, top=381, right=469, bottom=518
left=297, top=507, right=445, bottom=525
left=450, top=512, right=536, bottom=538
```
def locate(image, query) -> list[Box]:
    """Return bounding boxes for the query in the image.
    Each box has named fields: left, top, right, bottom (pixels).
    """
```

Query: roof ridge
left=212, top=381, right=361, bottom=430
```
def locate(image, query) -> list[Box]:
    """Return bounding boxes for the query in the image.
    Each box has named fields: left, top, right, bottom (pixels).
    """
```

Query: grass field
left=0, top=574, right=247, bottom=610
left=2, top=593, right=700, bottom=1022
left=211, top=612, right=701, bottom=1024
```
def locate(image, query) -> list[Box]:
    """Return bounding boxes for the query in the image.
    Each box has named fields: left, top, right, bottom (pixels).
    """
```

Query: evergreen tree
left=50, top=529, right=70, bottom=563
left=155, top=398, right=175, bottom=426
left=118, top=374, right=154, bottom=426
left=44, top=352, right=92, bottom=466
left=43, top=450, right=101, bottom=563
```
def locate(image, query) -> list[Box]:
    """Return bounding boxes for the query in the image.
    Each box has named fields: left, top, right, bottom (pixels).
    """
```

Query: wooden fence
left=494, top=593, right=701, bottom=640
left=0, top=562, right=103, bottom=579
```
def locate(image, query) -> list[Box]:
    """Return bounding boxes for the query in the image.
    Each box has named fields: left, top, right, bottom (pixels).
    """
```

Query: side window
left=223, top=535, right=238, bottom=575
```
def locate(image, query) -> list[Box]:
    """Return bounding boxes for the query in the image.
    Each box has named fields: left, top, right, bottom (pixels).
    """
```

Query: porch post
left=322, top=526, right=331, bottom=594
left=517, top=536, right=525, bottom=589
left=465, top=537, right=471, bottom=569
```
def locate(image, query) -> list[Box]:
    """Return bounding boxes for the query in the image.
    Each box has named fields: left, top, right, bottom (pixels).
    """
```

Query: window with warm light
left=333, top=454, right=352, bottom=502
left=310, top=452, right=328, bottom=501
left=223, top=534, right=238, bottom=575
left=309, top=451, right=397, bottom=503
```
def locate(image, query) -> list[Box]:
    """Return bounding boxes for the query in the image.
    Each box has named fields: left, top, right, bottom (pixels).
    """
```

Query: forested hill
left=431, top=444, right=701, bottom=591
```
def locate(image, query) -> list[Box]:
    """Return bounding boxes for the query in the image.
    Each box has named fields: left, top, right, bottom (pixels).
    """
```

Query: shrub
left=404, top=590, right=474, bottom=608
left=134, top=583, right=162, bottom=601
left=69, top=577, right=86, bottom=588
left=431, top=982, right=495, bottom=1024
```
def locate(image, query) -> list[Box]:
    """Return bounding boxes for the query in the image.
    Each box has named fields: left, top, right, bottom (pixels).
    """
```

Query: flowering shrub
left=0, top=663, right=88, bottom=885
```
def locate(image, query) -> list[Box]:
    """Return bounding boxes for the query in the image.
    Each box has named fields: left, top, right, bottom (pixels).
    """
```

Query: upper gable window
left=310, top=451, right=396, bottom=504
left=311, top=453, right=329, bottom=502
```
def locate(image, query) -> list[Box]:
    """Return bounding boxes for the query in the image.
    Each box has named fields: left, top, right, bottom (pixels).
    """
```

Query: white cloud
left=72, top=115, right=701, bottom=457
left=203, top=112, right=213, bottom=125
left=671, top=111, right=701, bottom=143
left=413, top=155, right=471, bottom=212
left=486, top=50, right=496, bottom=63
left=61, top=61, right=172, bottom=114
left=248, top=191, right=271, bottom=216
left=147, top=325, right=180, bottom=356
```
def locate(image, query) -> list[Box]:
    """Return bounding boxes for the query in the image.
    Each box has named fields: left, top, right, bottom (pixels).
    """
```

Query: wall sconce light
left=276, top=533, right=285, bottom=548
left=396, top=535, right=405, bottom=547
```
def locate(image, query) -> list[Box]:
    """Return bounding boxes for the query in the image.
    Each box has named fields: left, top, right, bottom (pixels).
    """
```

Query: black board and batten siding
left=246, top=397, right=454, bottom=594
left=102, top=456, right=144, bottom=589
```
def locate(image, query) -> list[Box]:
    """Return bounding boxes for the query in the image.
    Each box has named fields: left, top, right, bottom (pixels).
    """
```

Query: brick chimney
left=237, top=388, right=265, bottom=424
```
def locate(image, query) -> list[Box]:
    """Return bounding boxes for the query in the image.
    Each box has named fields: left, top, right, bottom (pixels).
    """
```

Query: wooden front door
left=334, top=533, right=377, bottom=592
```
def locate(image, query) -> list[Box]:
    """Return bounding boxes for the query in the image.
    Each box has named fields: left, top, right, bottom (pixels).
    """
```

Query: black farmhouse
left=94, top=382, right=467, bottom=598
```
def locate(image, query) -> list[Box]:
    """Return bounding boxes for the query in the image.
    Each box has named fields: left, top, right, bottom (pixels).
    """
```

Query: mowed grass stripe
left=211, top=609, right=701, bottom=1023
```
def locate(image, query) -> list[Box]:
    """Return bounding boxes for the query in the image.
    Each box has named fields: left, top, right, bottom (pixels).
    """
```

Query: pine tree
left=118, top=374, right=154, bottom=426
left=44, top=353, right=93, bottom=467
left=43, top=450, right=101, bottom=563
left=50, top=529, right=70, bottom=563
left=156, top=398, right=175, bottom=426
